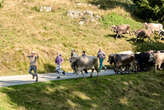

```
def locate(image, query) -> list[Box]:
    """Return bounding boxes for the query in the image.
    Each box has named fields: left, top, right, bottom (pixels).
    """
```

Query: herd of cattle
left=68, top=22, right=164, bottom=77
left=111, top=23, right=164, bottom=41
left=69, top=50, right=164, bottom=77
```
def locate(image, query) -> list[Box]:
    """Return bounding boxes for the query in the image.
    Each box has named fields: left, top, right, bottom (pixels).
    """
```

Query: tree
left=132, top=0, right=164, bottom=24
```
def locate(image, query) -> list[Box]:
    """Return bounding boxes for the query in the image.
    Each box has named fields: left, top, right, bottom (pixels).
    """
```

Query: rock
left=79, top=21, right=85, bottom=25
left=83, top=10, right=94, bottom=17
left=88, top=4, right=92, bottom=7
left=40, top=6, right=52, bottom=12
left=95, top=15, right=101, bottom=19
left=40, top=7, right=44, bottom=12
left=97, top=4, right=101, bottom=8
left=67, top=10, right=101, bottom=24
left=67, top=10, right=81, bottom=18
left=76, top=3, right=82, bottom=6
left=91, top=18, right=95, bottom=22
left=45, top=7, right=52, bottom=12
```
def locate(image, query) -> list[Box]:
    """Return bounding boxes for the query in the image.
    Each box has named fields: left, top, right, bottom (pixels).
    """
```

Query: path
left=0, top=70, right=115, bottom=87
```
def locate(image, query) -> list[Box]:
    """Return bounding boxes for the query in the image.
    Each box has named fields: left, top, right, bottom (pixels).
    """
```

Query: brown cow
left=108, top=54, right=137, bottom=74
left=111, top=24, right=130, bottom=39
left=135, top=29, right=152, bottom=42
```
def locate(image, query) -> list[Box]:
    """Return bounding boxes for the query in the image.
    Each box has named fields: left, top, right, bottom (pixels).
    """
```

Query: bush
left=132, top=0, right=164, bottom=24
left=0, top=0, right=4, bottom=8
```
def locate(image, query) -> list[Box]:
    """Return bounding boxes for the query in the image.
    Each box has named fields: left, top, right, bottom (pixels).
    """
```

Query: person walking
left=55, top=53, right=65, bottom=79
left=71, top=49, right=78, bottom=57
left=97, top=49, right=106, bottom=72
left=82, top=50, right=86, bottom=57
left=27, top=51, right=39, bottom=82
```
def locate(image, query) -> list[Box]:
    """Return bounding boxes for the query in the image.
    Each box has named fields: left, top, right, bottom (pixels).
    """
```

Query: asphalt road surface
left=0, top=70, right=115, bottom=87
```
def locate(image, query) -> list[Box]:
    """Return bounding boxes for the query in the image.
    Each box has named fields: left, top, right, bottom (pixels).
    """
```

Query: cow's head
left=148, top=51, right=155, bottom=63
left=111, top=25, right=117, bottom=32
left=144, top=22, right=148, bottom=29
left=108, top=54, right=115, bottom=64
left=69, top=57, right=77, bottom=63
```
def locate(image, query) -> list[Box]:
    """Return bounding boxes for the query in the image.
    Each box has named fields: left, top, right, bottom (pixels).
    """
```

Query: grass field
left=0, top=0, right=164, bottom=76
left=0, top=71, right=164, bottom=110
left=0, top=0, right=164, bottom=75
left=1, top=0, right=160, bottom=76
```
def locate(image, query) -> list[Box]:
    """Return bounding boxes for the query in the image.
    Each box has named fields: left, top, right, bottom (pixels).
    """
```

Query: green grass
left=0, top=0, right=164, bottom=76
left=101, top=13, right=143, bottom=30
left=0, top=72, right=164, bottom=110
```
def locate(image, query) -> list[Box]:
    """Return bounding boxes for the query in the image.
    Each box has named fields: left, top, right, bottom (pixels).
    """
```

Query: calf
left=111, top=24, right=130, bottom=39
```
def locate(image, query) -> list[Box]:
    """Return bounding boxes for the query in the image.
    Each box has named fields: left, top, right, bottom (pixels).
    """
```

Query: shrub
left=132, top=0, right=164, bottom=24
left=0, top=0, right=4, bottom=8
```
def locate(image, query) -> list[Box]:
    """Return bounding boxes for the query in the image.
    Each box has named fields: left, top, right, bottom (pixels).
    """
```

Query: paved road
left=0, top=70, right=115, bottom=87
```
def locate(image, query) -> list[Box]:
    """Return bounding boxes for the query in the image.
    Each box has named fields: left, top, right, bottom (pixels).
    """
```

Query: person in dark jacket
left=82, top=51, right=86, bottom=57
left=55, top=53, right=65, bottom=79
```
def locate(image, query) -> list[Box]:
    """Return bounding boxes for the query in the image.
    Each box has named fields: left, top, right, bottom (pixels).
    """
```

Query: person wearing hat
left=55, top=53, right=65, bottom=79
left=27, top=51, right=39, bottom=82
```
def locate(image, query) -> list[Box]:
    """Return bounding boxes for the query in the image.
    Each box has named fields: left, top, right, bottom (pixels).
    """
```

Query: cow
left=108, top=54, right=137, bottom=74
left=144, top=23, right=163, bottom=33
left=134, top=51, right=154, bottom=72
left=69, top=56, right=99, bottom=77
left=135, top=29, right=152, bottom=42
left=159, top=30, right=164, bottom=40
left=111, top=24, right=130, bottom=39
left=118, top=51, right=134, bottom=55
left=153, top=51, right=164, bottom=72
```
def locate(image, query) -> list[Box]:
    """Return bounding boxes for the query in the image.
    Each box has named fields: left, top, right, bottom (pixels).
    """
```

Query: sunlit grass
left=0, top=0, right=163, bottom=76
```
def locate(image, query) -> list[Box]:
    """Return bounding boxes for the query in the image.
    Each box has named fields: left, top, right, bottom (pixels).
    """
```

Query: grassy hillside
left=0, top=72, right=164, bottom=110
left=0, top=0, right=163, bottom=76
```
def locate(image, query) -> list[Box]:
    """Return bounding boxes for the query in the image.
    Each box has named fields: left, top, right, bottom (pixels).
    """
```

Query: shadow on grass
left=89, top=0, right=138, bottom=18
left=104, top=34, right=126, bottom=39
left=129, top=40, right=164, bottom=52
left=90, top=0, right=133, bottom=10
left=1, top=72, right=164, bottom=110
left=126, top=38, right=137, bottom=42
